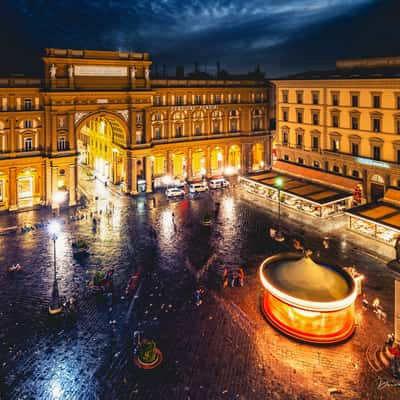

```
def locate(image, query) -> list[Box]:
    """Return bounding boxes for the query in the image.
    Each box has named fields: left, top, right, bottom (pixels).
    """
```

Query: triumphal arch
left=0, top=48, right=271, bottom=211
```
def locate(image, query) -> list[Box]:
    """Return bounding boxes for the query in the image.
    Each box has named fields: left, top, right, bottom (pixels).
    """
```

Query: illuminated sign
left=356, top=157, right=390, bottom=169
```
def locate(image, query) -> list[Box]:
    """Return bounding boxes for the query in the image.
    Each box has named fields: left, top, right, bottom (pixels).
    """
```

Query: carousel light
left=260, top=253, right=357, bottom=344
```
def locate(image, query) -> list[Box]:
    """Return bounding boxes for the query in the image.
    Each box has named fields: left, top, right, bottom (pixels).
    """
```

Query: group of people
left=222, top=268, right=245, bottom=288
left=362, top=295, right=387, bottom=322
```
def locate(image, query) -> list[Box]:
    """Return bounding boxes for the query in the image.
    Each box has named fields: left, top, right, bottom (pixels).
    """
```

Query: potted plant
left=202, top=212, right=212, bottom=226
left=134, top=339, right=163, bottom=369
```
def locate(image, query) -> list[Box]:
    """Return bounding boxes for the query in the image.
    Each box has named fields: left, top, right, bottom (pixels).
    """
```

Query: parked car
left=189, top=182, right=209, bottom=193
left=209, top=178, right=230, bottom=189
left=165, top=187, right=185, bottom=198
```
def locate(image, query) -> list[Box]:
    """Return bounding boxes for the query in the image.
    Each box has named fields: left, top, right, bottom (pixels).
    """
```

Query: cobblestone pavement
left=0, top=174, right=399, bottom=399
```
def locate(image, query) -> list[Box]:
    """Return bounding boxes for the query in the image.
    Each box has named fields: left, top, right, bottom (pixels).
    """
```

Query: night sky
left=1, top=0, right=400, bottom=77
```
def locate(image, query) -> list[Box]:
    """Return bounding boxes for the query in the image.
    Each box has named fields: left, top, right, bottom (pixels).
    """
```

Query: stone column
left=51, top=166, right=58, bottom=208
left=224, top=145, right=229, bottom=171
left=129, top=108, right=136, bottom=145
left=145, top=156, right=152, bottom=193
left=241, top=143, right=248, bottom=175
left=51, top=114, right=58, bottom=152
left=69, top=163, right=77, bottom=206
left=145, top=111, right=152, bottom=143
left=187, top=148, right=192, bottom=179
left=68, top=112, right=76, bottom=150
left=206, top=146, right=211, bottom=177
left=9, top=118, right=15, bottom=152
left=166, top=151, right=172, bottom=175
left=9, top=167, right=17, bottom=210
left=40, top=161, right=47, bottom=205
left=131, top=158, right=138, bottom=194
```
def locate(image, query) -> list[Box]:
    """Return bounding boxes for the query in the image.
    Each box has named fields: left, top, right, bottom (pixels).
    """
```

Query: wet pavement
left=0, top=173, right=399, bottom=399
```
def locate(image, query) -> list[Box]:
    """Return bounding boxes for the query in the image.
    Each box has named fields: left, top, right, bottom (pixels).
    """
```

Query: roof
left=274, top=66, right=400, bottom=81
left=246, top=169, right=352, bottom=206
left=273, top=161, right=360, bottom=192
left=263, top=255, right=353, bottom=302
left=346, top=200, right=400, bottom=232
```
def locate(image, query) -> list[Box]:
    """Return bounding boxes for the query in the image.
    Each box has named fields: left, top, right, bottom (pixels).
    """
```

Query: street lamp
left=48, top=221, right=62, bottom=315
left=275, top=177, right=285, bottom=242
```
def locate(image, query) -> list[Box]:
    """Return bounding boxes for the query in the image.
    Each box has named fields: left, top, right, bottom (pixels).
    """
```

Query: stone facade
left=0, top=48, right=271, bottom=211
left=272, top=69, right=400, bottom=201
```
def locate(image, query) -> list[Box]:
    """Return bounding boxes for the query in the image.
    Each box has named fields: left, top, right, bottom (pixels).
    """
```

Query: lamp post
left=48, top=221, right=62, bottom=315
left=275, top=177, right=285, bottom=242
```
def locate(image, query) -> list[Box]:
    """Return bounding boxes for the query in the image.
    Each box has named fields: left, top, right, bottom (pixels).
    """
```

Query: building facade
left=0, top=48, right=271, bottom=211
left=272, top=57, right=400, bottom=202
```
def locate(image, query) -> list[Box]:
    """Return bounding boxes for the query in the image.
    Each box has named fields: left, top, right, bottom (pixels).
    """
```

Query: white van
left=209, top=178, right=229, bottom=189
left=189, top=181, right=209, bottom=193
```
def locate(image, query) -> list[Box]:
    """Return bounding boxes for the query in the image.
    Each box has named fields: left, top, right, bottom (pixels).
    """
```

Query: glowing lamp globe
left=48, top=221, right=61, bottom=237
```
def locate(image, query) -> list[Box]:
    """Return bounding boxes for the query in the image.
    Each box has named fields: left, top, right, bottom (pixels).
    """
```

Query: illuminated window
left=296, top=91, right=303, bottom=104
left=24, top=98, right=32, bottom=110
left=351, top=143, right=359, bottom=156
left=57, top=137, right=66, bottom=151
left=373, top=95, right=381, bottom=108
left=373, top=146, right=381, bottom=161
left=24, top=137, right=33, bottom=151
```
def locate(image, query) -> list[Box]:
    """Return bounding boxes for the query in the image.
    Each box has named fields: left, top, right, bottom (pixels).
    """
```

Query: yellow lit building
left=0, top=48, right=271, bottom=211
left=272, top=57, right=400, bottom=202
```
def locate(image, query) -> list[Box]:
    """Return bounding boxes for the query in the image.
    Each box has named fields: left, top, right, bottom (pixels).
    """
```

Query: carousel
left=260, top=252, right=357, bottom=344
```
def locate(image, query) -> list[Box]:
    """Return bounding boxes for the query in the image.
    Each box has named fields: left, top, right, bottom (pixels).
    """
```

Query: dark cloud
left=0, top=0, right=398, bottom=77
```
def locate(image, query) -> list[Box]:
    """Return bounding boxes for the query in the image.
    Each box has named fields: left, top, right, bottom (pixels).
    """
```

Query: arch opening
left=77, top=114, right=127, bottom=185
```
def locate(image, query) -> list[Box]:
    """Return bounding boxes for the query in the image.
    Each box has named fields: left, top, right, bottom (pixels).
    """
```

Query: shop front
left=346, top=202, right=400, bottom=246
left=239, top=171, right=353, bottom=219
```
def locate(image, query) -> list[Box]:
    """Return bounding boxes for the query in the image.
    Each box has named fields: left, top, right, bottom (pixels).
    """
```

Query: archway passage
left=210, top=147, right=224, bottom=175
left=228, top=145, right=241, bottom=170
left=77, top=114, right=127, bottom=185
left=252, top=143, right=264, bottom=171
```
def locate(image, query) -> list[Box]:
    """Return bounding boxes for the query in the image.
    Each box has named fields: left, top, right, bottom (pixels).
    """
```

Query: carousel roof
left=262, top=254, right=354, bottom=303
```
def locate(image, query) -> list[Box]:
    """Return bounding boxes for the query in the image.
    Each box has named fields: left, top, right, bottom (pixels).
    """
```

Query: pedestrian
left=222, top=268, right=228, bottom=288
left=322, top=237, right=329, bottom=249
left=269, top=227, right=276, bottom=239
left=194, top=288, right=202, bottom=306
left=362, top=294, right=369, bottom=309
left=237, top=268, right=244, bottom=287
left=153, top=197, right=156, bottom=208
left=231, top=271, right=237, bottom=287
left=386, top=333, right=395, bottom=348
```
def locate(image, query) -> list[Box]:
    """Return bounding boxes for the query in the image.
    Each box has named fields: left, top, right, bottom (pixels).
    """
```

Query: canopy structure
left=260, top=253, right=357, bottom=344
left=240, top=171, right=353, bottom=218
left=346, top=201, right=400, bottom=246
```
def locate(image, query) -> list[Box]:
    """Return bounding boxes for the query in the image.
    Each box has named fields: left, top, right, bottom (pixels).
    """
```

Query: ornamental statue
left=50, top=64, right=57, bottom=79
left=145, top=68, right=150, bottom=80
left=131, top=66, right=137, bottom=79
left=68, top=65, right=74, bottom=78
